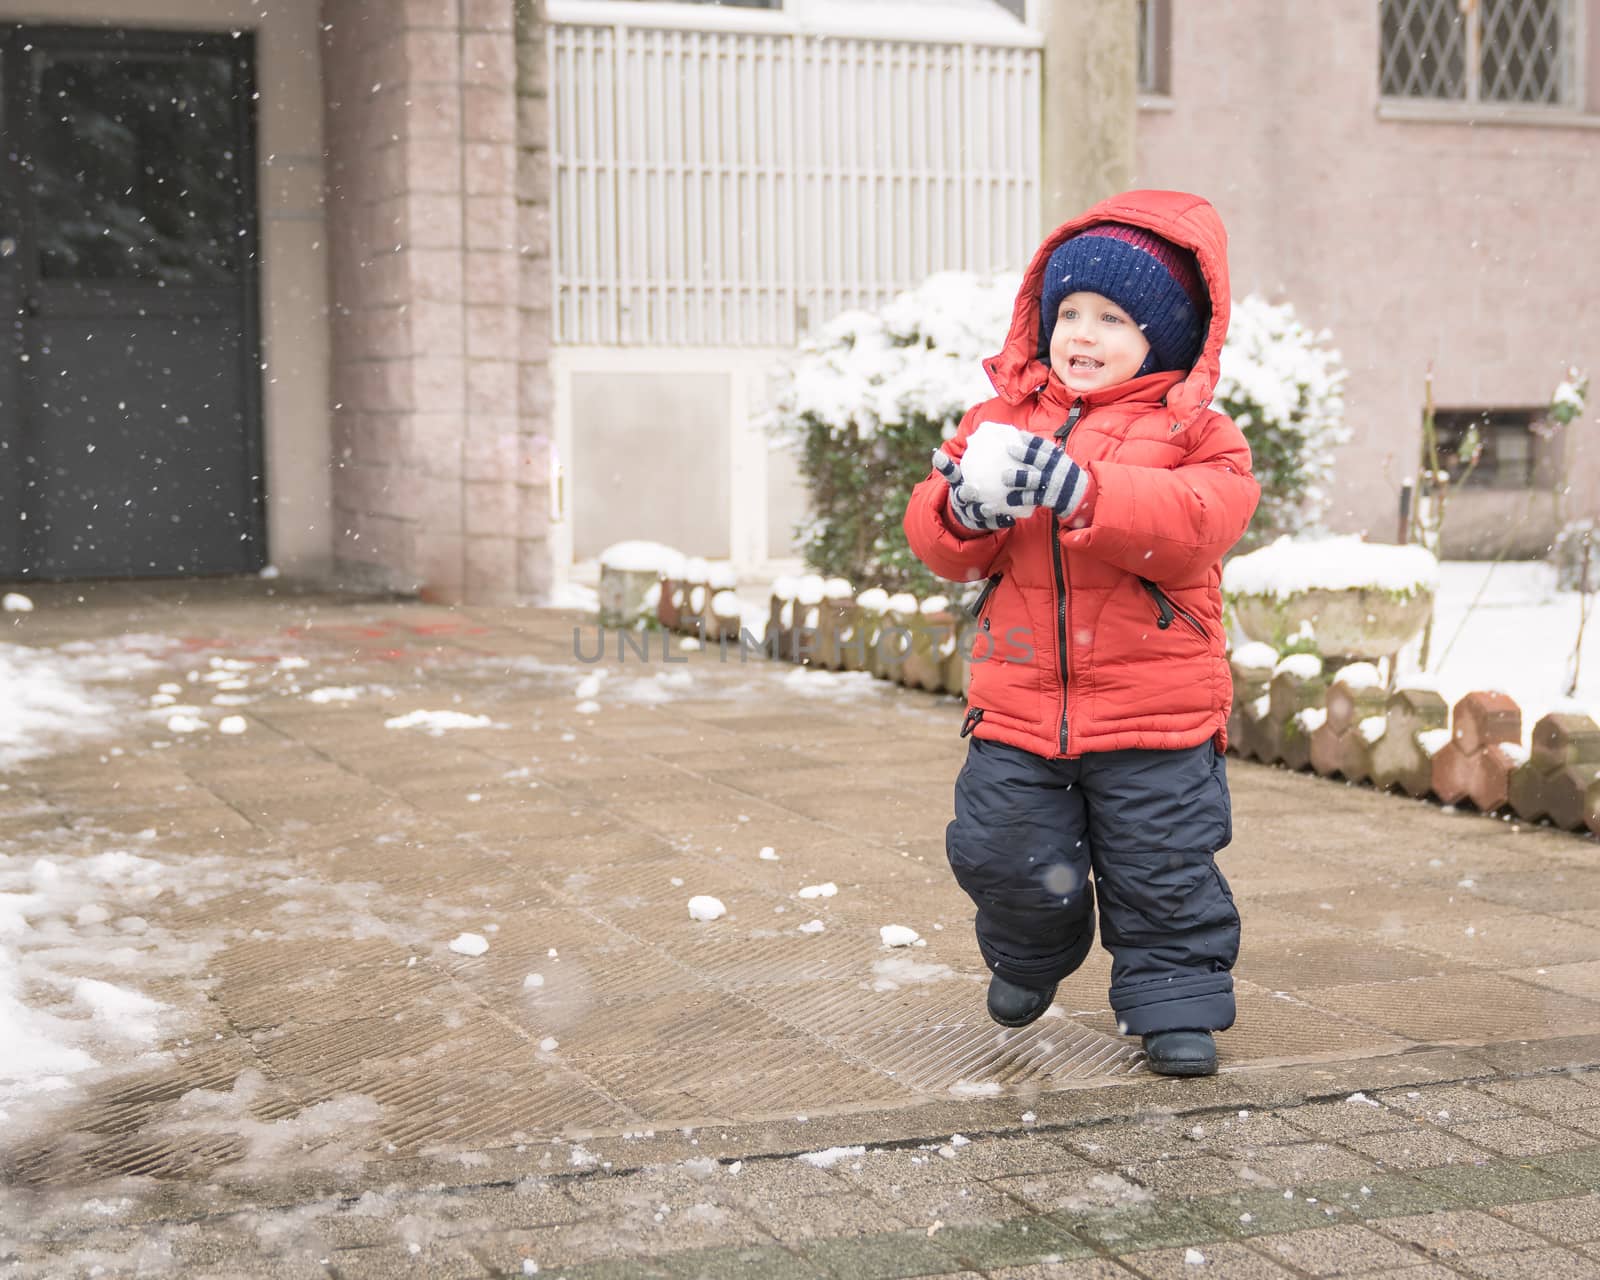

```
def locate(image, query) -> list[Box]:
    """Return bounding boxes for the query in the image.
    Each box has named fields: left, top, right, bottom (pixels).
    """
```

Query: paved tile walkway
left=3, top=580, right=1600, bottom=1277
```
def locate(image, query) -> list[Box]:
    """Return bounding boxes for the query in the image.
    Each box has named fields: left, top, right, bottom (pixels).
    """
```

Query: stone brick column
left=514, top=0, right=556, bottom=604
left=321, top=0, right=555, bottom=604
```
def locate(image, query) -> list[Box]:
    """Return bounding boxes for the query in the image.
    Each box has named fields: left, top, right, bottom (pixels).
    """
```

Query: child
left=902, top=190, right=1259, bottom=1076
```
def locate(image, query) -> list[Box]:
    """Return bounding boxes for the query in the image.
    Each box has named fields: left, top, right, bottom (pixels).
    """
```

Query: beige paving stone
left=1121, top=1240, right=1297, bottom=1278
left=1448, top=1116, right=1593, bottom=1157
left=1309, top=973, right=1600, bottom=1044
left=1455, top=1247, right=1600, bottom=1279
left=1342, top=1127, right=1497, bottom=1170
left=989, top=1262, right=1138, bottom=1280
left=1375, top=1207, right=1548, bottom=1257
left=1232, top=1141, right=1381, bottom=1186
left=1275, top=1098, right=1415, bottom=1140
left=1374, top=1084, right=1524, bottom=1124
left=741, top=1191, right=912, bottom=1244
left=1119, top=1154, right=1252, bottom=1196
left=1496, top=1194, right=1600, bottom=1244
left=1254, top=1223, right=1424, bottom=1275
left=1477, top=1074, right=1600, bottom=1113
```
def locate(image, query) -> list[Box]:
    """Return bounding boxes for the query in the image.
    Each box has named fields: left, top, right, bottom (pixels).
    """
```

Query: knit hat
left=1038, top=223, right=1208, bottom=377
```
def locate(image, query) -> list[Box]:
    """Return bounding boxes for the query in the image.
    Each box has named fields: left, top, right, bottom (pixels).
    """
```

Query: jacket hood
left=983, top=189, right=1231, bottom=431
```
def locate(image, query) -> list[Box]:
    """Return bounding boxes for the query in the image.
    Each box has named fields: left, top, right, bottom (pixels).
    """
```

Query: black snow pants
left=945, top=737, right=1239, bottom=1036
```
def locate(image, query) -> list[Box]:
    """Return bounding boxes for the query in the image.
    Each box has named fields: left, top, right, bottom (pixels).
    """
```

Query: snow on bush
left=1214, top=295, right=1348, bottom=546
left=764, top=272, right=1019, bottom=593
left=1224, top=535, right=1438, bottom=601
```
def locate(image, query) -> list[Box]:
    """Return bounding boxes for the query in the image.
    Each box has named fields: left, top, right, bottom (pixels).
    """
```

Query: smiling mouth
left=1068, top=356, right=1103, bottom=372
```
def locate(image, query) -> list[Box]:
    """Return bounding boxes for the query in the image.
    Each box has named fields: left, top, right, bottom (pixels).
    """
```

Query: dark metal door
left=0, top=26, right=263, bottom=581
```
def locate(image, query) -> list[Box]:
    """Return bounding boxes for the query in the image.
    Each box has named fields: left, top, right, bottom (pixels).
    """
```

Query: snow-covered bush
left=1214, top=296, right=1348, bottom=549
left=764, top=272, right=1019, bottom=592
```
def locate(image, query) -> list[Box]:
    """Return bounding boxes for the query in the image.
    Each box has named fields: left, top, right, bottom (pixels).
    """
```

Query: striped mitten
left=931, top=448, right=1016, bottom=533
left=1001, top=434, right=1088, bottom=520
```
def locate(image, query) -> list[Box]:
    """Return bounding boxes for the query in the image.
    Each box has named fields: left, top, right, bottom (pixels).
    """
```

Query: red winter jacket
left=903, top=190, right=1260, bottom=758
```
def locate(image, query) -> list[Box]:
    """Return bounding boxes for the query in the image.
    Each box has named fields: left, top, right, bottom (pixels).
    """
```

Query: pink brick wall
left=1136, top=0, right=1600, bottom=548
left=321, top=0, right=554, bottom=604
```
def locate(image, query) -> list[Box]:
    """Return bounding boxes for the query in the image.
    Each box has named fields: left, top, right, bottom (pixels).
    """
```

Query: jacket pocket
left=1138, top=578, right=1207, bottom=640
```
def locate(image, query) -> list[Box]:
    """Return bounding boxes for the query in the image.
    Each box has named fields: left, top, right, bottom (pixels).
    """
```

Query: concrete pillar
left=1040, top=0, right=1139, bottom=227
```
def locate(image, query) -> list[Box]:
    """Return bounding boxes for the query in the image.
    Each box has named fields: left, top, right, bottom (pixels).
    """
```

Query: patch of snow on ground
left=870, top=955, right=954, bottom=991
left=383, top=710, right=495, bottom=734
left=0, top=642, right=151, bottom=768
left=0, top=845, right=221, bottom=1115
left=796, top=1145, right=866, bottom=1168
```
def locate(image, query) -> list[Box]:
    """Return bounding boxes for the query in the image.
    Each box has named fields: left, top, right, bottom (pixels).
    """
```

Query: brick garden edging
left=648, top=574, right=1600, bottom=839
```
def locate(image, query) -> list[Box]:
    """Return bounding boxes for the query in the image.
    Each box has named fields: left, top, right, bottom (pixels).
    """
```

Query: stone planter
left=1228, top=587, right=1432, bottom=665
left=599, top=565, right=662, bottom=629
left=1222, top=535, right=1437, bottom=665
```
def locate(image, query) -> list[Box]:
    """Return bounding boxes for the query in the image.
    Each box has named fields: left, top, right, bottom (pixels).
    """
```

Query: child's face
left=1048, top=291, right=1152, bottom=394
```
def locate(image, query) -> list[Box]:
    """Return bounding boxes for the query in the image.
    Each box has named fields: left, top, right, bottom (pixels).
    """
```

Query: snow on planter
left=687, top=895, right=727, bottom=922
left=599, top=540, right=686, bottom=628
left=1225, top=535, right=1437, bottom=662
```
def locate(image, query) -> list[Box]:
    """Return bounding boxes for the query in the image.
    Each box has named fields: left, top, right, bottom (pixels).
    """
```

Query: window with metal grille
left=1434, top=407, right=1554, bottom=488
left=1380, top=0, right=1582, bottom=108
left=1138, top=0, right=1171, bottom=95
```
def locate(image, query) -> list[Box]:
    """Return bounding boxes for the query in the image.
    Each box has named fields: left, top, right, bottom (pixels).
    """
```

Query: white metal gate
left=548, top=4, right=1042, bottom=347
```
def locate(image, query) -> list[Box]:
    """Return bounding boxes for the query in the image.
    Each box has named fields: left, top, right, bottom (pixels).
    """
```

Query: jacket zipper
left=1139, top=578, right=1207, bottom=638
left=967, top=572, right=1003, bottom=621
left=960, top=706, right=984, bottom=738
left=1050, top=398, right=1083, bottom=754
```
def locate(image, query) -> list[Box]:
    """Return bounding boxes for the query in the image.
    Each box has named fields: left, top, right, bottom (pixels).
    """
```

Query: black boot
left=986, top=975, right=1057, bottom=1028
left=1141, top=1029, right=1217, bottom=1077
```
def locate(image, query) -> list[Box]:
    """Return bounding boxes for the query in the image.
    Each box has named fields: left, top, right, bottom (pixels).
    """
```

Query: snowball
left=797, top=882, right=837, bottom=899
left=687, top=895, right=726, bottom=922
left=758, top=846, right=779, bottom=861
left=959, top=421, right=1033, bottom=511
left=3, top=593, right=34, bottom=612
left=1184, top=1248, right=1206, bottom=1266
left=879, top=924, right=920, bottom=948
left=166, top=714, right=206, bottom=734
left=798, top=920, right=826, bottom=934
left=522, top=973, right=545, bottom=989
left=448, top=932, right=489, bottom=956
left=218, top=716, right=248, bottom=735
left=539, top=1036, right=559, bottom=1052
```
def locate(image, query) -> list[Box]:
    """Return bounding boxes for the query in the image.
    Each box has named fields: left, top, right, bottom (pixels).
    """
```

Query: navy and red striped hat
left=1038, top=223, right=1209, bottom=377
